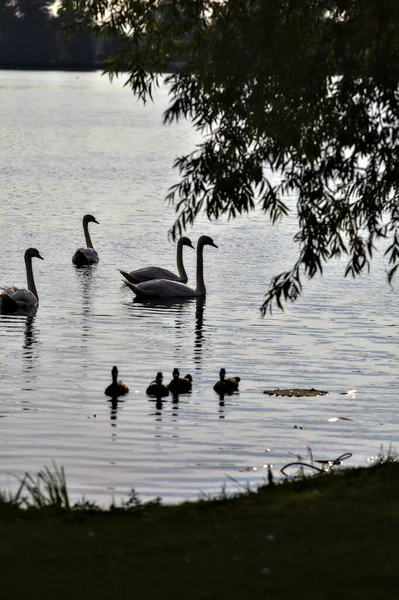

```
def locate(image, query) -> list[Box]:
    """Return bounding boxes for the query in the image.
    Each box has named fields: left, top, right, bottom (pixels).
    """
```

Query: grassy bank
left=2, top=461, right=399, bottom=599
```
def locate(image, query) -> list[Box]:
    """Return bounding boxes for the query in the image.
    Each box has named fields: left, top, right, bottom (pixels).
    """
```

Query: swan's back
left=72, top=248, right=99, bottom=266
left=1, top=288, right=37, bottom=308
left=120, top=266, right=183, bottom=284
left=124, top=278, right=197, bottom=299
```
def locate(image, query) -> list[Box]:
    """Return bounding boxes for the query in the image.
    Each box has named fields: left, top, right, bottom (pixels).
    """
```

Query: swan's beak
left=38, top=253, right=44, bottom=260
left=94, top=218, right=100, bottom=225
left=188, top=241, right=195, bottom=249
left=210, top=240, right=218, bottom=249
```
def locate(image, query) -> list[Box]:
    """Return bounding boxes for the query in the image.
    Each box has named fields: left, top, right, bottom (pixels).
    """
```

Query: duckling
left=104, top=366, right=129, bottom=397
left=213, top=368, right=240, bottom=394
left=146, top=372, right=169, bottom=397
left=168, top=368, right=193, bottom=394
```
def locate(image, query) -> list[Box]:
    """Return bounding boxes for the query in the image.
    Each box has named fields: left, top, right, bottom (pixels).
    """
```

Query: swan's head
left=112, top=366, right=118, bottom=377
left=156, top=372, right=163, bottom=384
left=198, top=235, right=218, bottom=249
left=220, top=368, right=226, bottom=380
left=173, top=368, right=180, bottom=379
left=84, top=214, right=99, bottom=225
left=180, top=237, right=195, bottom=250
left=25, top=248, right=44, bottom=261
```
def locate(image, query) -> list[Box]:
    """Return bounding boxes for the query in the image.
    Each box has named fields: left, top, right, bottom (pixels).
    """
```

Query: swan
left=168, top=368, right=193, bottom=394
left=104, top=366, right=129, bottom=397
left=146, top=372, right=169, bottom=397
left=119, top=236, right=194, bottom=284
left=213, top=369, right=240, bottom=394
left=122, top=235, right=218, bottom=299
left=0, top=248, right=43, bottom=311
left=72, top=214, right=99, bottom=265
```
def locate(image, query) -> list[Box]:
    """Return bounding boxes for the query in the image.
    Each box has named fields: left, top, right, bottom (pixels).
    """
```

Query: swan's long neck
left=176, top=240, right=187, bottom=281
left=25, top=255, right=38, bottom=302
left=83, top=219, right=94, bottom=249
left=112, top=370, right=118, bottom=384
left=196, top=240, right=206, bottom=294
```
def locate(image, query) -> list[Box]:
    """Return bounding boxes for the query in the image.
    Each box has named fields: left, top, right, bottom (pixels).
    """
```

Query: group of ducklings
left=104, top=367, right=240, bottom=399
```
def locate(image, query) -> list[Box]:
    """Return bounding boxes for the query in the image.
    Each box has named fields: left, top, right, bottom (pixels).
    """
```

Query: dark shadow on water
left=108, top=396, right=125, bottom=427
left=215, top=389, right=239, bottom=419
left=171, top=393, right=180, bottom=418
left=125, top=295, right=196, bottom=315
left=148, top=396, right=165, bottom=420
left=217, top=391, right=226, bottom=419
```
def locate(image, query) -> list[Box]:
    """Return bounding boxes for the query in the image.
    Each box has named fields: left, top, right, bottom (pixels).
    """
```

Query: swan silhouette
left=168, top=368, right=193, bottom=394
left=0, top=248, right=43, bottom=311
left=213, top=369, right=240, bottom=394
left=72, top=214, right=99, bottom=265
left=146, top=372, right=169, bottom=397
left=119, top=236, right=194, bottom=284
left=122, top=235, right=217, bottom=299
left=104, top=366, right=129, bottom=397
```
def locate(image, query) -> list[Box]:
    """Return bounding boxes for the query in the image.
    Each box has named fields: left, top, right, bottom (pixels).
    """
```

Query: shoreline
left=2, top=460, right=399, bottom=598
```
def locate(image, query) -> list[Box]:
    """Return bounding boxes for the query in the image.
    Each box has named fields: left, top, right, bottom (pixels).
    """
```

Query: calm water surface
left=0, top=71, right=397, bottom=504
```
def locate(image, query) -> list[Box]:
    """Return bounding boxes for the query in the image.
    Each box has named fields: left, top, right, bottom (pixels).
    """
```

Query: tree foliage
left=61, top=0, right=399, bottom=312
left=0, top=0, right=97, bottom=66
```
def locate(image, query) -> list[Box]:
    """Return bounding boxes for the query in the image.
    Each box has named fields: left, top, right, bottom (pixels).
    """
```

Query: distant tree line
left=0, top=0, right=119, bottom=69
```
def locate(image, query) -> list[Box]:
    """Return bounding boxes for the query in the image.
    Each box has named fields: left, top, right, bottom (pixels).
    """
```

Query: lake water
left=0, top=70, right=397, bottom=505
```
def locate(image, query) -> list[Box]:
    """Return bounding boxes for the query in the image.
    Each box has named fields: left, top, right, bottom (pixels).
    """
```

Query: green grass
left=2, top=460, right=399, bottom=599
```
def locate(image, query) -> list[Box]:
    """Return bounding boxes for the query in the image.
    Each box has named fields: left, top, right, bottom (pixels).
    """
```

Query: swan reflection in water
left=125, top=296, right=208, bottom=367
left=22, top=314, right=40, bottom=370
left=74, top=265, right=98, bottom=358
left=75, top=263, right=97, bottom=319
left=0, top=313, right=41, bottom=395
left=0, top=313, right=40, bottom=368
left=193, top=297, right=206, bottom=367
